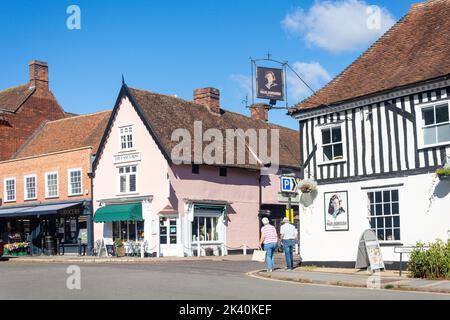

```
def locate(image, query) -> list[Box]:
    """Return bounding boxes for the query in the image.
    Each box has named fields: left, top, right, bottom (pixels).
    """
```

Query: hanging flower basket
left=436, top=168, right=450, bottom=181
left=298, top=179, right=318, bottom=194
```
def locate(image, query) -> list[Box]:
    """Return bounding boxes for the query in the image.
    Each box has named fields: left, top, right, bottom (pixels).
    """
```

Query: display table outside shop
left=123, top=241, right=147, bottom=257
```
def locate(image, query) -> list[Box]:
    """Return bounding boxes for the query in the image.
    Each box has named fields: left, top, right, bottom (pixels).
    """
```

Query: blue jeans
left=264, top=242, right=278, bottom=270
left=282, top=239, right=296, bottom=269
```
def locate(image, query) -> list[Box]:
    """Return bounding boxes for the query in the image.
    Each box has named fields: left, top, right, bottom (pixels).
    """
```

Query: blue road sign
left=281, top=176, right=297, bottom=193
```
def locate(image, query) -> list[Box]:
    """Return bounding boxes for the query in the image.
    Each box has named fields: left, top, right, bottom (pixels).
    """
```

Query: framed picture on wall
left=324, top=191, right=349, bottom=231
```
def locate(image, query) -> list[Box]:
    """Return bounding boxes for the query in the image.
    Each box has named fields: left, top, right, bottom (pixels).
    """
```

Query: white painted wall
left=299, top=173, right=450, bottom=264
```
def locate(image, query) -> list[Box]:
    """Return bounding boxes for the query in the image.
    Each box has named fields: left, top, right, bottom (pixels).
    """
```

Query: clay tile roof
left=292, top=0, right=450, bottom=112
left=127, top=87, right=300, bottom=169
left=13, top=110, right=111, bottom=159
left=0, top=84, right=34, bottom=112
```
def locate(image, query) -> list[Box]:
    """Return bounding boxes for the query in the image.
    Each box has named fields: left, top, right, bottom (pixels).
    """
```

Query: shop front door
left=159, top=216, right=179, bottom=256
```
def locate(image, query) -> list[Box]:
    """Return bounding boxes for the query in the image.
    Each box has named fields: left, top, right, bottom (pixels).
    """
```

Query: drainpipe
left=87, top=155, right=95, bottom=256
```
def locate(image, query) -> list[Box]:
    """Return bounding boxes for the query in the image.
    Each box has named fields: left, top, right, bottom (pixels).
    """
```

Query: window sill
left=318, top=159, right=347, bottom=166
left=45, top=196, right=59, bottom=200
left=3, top=200, right=16, bottom=204
left=379, top=242, right=403, bottom=247
left=418, top=142, right=450, bottom=150
left=116, top=192, right=140, bottom=197
left=192, top=241, right=223, bottom=245
left=68, top=194, right=83, bottom=197
left=24, top=198, right=37, bottom=202
left=118, top=149, right=137, bottom=154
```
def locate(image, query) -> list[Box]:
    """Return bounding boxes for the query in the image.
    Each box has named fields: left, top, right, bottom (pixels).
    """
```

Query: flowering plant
left=298, top=179, right=318, bottom=193
left=4, top=242, right=29, bottom=253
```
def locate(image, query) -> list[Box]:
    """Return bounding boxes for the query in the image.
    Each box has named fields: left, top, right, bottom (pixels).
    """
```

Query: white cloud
left=230, top=74, right=252, bottom=99
left=287, top=61, right=332, bottom=101
left=282, top=0, right=396, bottom=53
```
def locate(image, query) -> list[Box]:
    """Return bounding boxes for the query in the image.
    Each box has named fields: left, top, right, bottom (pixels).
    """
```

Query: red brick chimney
left=250, top=103, right=270, bottom=122
left=29, top=60, right=49, bottom=91
left=194, top=87, right=220, bottom=115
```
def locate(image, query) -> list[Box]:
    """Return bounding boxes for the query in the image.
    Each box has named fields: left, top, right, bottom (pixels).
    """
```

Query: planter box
left=438, top=175, right=450, bottom=181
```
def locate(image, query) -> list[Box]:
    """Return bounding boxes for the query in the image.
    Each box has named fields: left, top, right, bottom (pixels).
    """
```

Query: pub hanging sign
left=256, top=67, right=285, bottom=101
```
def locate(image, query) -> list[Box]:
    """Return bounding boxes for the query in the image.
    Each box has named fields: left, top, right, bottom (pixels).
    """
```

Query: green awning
left=194, top=204, right=227, bottom=214
left=94, top=203, right=142, bottom=223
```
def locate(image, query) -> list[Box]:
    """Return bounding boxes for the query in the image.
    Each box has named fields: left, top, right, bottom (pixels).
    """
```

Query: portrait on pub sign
left=256, top=67, right=284, bottom=101
left=324, top=191, right=349, bottom=231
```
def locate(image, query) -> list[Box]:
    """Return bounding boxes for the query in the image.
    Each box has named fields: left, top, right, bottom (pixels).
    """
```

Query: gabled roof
left=94, top=85, right=300, bottom=171
left=0, top=84, right=35, bottom=113
left=12, top=110, right=111, bottom=159
left=291, top=0, right=450, bottom=113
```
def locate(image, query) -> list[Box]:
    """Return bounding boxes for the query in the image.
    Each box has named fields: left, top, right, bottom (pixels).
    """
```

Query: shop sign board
left=113, top=152, right=141, bottom=164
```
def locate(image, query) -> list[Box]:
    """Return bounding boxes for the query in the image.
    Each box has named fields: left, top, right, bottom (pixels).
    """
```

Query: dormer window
left=119, top=126, right=134, bottom=150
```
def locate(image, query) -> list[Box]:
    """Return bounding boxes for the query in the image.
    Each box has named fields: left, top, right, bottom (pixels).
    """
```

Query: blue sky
left=0, top=0, right=418, bottom=129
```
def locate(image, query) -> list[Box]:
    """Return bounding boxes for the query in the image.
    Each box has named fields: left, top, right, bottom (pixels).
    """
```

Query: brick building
left=0, top=61, right=67, bottom=161
left=0, top=110, right=110, bottom=255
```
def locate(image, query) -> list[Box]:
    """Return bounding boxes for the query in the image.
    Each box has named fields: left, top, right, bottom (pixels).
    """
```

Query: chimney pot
left=250, top=103, right=270, bottom=122
left=29, top=60, right=49, bottom=90
left=194, top=87, right=220, bottom=114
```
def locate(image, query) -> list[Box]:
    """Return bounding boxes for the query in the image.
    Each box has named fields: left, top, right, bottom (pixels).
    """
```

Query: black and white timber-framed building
left=289, top=0, right=450, bottom=267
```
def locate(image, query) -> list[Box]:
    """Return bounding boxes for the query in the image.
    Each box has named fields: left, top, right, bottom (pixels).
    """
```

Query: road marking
left=246, top=270, right=450, bottom=297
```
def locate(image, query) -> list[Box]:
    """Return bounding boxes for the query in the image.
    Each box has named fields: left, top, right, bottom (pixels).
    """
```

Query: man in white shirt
left=280, top=217, right=298, bottom=270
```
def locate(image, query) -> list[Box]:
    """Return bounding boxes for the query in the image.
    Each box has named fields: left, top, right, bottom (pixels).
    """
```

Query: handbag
left=252, top=249, right=266, bottom=262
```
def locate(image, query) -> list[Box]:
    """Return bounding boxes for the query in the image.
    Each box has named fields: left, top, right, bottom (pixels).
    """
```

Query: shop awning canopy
left=0, top=202, right=82, bottom=218
left=94, top=203, right=142, bottom=223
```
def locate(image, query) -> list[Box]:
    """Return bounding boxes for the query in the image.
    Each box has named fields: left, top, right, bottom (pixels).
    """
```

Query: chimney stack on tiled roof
left=194, top=87, right=220, bottom=115
left=250, top=103, right=270, bottom=122
left=29, top=60, right=49, bottom=91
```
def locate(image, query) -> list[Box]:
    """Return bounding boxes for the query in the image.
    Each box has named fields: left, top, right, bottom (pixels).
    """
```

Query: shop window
left=4, top=178, right=16, bottom=202
left=119, top=126, right=134, bottom=150
left=192, top=216, right=220, bottom=242
left=45, top=172, right=59, bottom=198
left=24, top=175, right=37, bottom=200
left=112, top=220, right=144, bottom=242
left=118, top=166, right=137, bottom=194
left=368, top=189, right=400, bottom=241
left=159, top=217, right=177, bottom=245
left=68, top=169, right=82, bottom=196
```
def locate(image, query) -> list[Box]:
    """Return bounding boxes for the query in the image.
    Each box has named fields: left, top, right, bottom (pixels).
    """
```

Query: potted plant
left=114, top=239, right=125, bottom=257
left=298, top=179, right=318, bottom=193
left=436, top=167, right=450, bottom=180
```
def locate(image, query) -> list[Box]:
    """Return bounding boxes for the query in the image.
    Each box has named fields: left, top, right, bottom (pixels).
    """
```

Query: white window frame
left=191, top=211, right=224, bottom=244
left=366, top=188, right=401, bottom=244
left=316, top=122, right=347, bottom=166
left=118, top=125, right=134, bottom=151
left=45, top=171, right=59, bottom=198
left=416, top=100, right=450, bottom=149
left=67, top=168, right=83, bottom=196
left=4, top=177, right=16, bottom=202
left=24, top=174, right=37, bottom=201
left=117, top=165, right=138, bottom=195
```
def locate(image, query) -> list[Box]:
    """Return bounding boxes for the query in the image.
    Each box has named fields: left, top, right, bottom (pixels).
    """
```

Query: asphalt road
left=0, top=260, right=449, bottom=300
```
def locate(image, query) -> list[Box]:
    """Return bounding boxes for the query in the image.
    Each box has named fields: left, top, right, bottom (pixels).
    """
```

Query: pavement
left=2, top=253, right=450, bottom=295
left=252, top=267, right=450, bottom=295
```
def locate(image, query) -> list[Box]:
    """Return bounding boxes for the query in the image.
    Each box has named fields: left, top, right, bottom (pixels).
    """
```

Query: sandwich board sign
left=355, top=229, right=385, bottom=272
left=97, top=238, right=115, bottom=257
